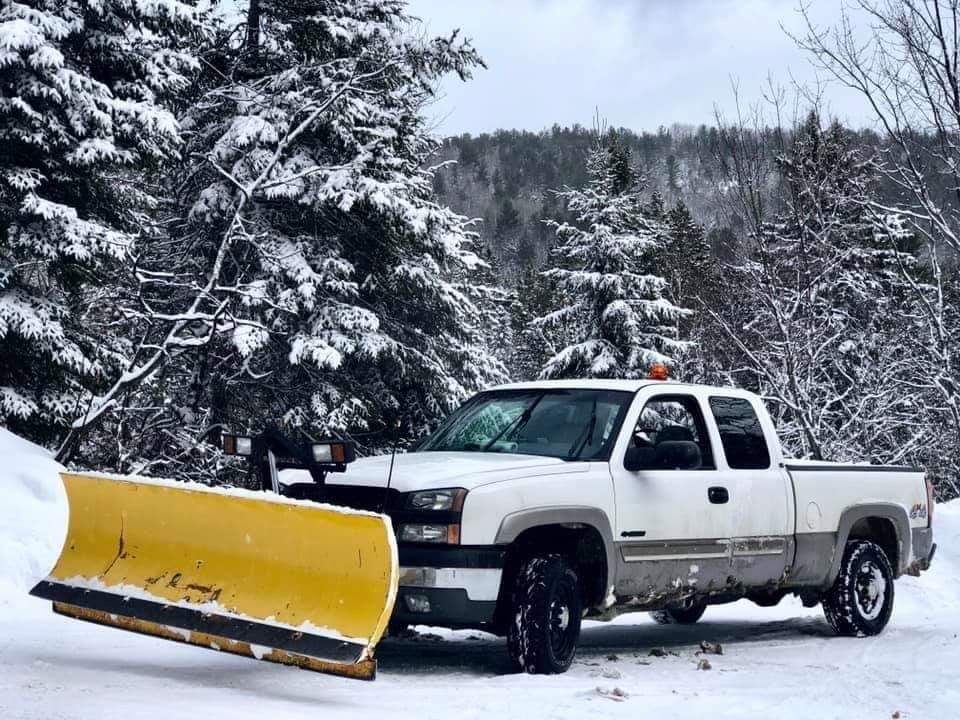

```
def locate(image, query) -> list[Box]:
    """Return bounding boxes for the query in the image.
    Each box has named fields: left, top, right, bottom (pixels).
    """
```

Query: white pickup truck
left=284, top=378, right=937, bottom=674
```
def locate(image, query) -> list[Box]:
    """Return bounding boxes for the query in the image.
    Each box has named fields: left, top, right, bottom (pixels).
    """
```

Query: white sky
left=405, top=0, right=873, bottom=135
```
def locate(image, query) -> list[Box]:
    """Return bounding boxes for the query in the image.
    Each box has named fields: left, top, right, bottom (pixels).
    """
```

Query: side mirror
left=655, top=440, right=701, bottom=470
left=623, top=441, right=702, bottom=471
left=624, top=445, right=657, bottom=471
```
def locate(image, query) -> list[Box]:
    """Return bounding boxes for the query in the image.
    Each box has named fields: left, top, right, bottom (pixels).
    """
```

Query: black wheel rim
left=548, top=580, right=577, bottom=661
left=854, top=559, right=886, bottom=621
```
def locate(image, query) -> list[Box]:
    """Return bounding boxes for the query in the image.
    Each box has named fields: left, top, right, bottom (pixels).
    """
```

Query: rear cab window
left=708, top=396, right=771, bottom=469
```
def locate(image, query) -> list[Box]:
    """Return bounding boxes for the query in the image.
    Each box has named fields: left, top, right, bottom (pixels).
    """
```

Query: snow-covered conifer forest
left=1, top=0, right=959, bottom=499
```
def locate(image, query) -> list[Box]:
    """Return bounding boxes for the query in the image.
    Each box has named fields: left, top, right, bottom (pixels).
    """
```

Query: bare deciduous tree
left=797, top=0, right=960, bottom=480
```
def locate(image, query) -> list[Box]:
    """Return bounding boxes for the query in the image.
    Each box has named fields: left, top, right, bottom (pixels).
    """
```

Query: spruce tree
left=0, top=0, right=207, bottom=445
left=534, top=136, right=689, bottom=379
left=663, top=202, right=720, bottom=310
left=662, top=200, right=722, bottom=380
left=508, top=262, right=555, bottom=380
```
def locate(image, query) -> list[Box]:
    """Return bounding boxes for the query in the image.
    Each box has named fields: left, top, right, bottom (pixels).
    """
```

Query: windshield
left=418, top=389, right=633, bottom=461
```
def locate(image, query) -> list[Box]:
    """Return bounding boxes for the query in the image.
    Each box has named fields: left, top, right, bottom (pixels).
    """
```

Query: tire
left=821, top=540, right=895, bottom=637
left=507, top=554, right=582, bottom=674
left=649, top=602, right=707, bottom=625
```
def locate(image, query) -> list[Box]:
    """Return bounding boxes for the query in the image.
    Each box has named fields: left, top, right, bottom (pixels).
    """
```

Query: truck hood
left=281, top=451, right=585, bottom=493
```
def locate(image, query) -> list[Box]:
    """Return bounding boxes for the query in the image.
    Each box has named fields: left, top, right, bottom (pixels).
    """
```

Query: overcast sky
left=405, top=0, right=872, bottom=136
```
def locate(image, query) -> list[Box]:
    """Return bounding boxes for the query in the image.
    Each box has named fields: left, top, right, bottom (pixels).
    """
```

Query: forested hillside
left=430, top=124, right=904, bottom=275
left=433, top=125, right=738, bottom=275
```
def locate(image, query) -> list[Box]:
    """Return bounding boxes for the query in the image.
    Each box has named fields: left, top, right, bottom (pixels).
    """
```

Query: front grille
left=283, top=482, right=402, bottom=514
left=281, top=483, right=461, bottom=530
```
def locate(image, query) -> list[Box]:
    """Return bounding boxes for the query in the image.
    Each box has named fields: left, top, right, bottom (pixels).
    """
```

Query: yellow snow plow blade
left=31, top=472, right=398, bottom=681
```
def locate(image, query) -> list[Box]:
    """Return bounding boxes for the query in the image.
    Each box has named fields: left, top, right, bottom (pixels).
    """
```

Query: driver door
left=609, top=390, right=733, bottom=599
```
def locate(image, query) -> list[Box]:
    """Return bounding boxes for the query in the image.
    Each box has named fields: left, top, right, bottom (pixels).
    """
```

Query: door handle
left=708, top=486, right=729, bottom=504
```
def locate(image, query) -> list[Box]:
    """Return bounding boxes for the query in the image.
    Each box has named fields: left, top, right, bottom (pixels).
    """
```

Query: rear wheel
left=507, top=554, right=582, bottom=674
left=822, top=540, right=894, bottom=637
left=649, top=602, right=707, bottom=625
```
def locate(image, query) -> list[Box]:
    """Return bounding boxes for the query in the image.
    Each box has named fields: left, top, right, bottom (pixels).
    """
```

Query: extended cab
left=285, top=378, right=937, bottom=674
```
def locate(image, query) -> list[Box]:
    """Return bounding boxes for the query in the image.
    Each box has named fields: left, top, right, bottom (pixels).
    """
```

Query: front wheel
left=507, top=554, right=582, bottom=674
left=822, top=540, right=894, bottom=637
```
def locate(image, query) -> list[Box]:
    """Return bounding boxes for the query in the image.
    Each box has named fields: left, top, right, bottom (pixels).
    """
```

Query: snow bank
left=0, top=429, right=67, bottom=601
left=933, top=495, right=960, bottom=550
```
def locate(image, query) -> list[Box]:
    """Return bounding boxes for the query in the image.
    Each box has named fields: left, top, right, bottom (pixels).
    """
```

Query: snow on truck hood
left=281, top=451, right=586, bottom=493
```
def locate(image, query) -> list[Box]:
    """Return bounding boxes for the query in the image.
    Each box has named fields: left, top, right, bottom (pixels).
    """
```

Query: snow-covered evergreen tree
left=534, top=135, right=689, bottom=380
left=508, top=262, right=556, bottom=380
left=458, top=239, right=512, bottom=383
left=662, top=201, right=721, bottom=313
left=0, top=0, right=206, bottom=445
left=660, top=199, right=723, bottom=381
left=85, top=0, right=507, bottom=471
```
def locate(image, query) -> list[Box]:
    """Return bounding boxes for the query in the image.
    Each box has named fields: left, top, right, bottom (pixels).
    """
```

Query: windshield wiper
left=567, top=396, right=598, bottom=459
left=483, top=394, right=544, bottom=451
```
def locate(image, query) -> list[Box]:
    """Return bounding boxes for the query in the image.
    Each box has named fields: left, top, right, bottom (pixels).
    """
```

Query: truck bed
left=784, top=459, right=929, bottom=582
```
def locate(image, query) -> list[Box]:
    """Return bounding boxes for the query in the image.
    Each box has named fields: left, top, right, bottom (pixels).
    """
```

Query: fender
left=824, top=503, right=911, bottom=587
left=494, top=506, right=617, bottom=604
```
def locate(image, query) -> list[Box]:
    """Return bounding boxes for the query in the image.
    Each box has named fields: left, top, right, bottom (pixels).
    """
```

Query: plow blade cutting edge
left=30, top=472, right=399, bottom=680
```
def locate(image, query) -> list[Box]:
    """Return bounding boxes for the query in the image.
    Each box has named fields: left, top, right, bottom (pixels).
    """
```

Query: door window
left=634, top=395, right=715, bottom=469
left=708, top=396, right=771, bottom=469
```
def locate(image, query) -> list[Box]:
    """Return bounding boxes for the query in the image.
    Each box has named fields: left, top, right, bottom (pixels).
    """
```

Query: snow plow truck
left=33, top=371, right=937, bottom=679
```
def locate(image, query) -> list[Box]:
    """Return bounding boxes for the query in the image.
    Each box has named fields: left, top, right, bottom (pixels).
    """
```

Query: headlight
left=398, top=523, right=460, bottom=544
left=405, top=488, right=467, bottom=511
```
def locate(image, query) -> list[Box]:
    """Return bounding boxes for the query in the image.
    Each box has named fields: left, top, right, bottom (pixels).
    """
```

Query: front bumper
left=392, top=545, right=505, bottom=629
left=399, top=567, right=503, bottom=601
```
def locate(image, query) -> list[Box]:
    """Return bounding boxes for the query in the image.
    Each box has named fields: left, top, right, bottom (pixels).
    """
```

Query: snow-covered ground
left=1, top=428, right=958, bottom=720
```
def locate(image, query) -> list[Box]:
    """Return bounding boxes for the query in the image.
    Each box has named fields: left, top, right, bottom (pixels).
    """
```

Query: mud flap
left=31, top=472, right=398, bottom=680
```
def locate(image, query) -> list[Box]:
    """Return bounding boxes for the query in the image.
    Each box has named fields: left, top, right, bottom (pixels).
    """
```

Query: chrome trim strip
left=618, top=537, right=790, bottom=563
left=623, top=551, right=729, bottom=562
left=732, top=537, right=787, bottom=557
left=398, top=567, right=503, bottom=602
left=619, top=540, right=730, bottom=563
